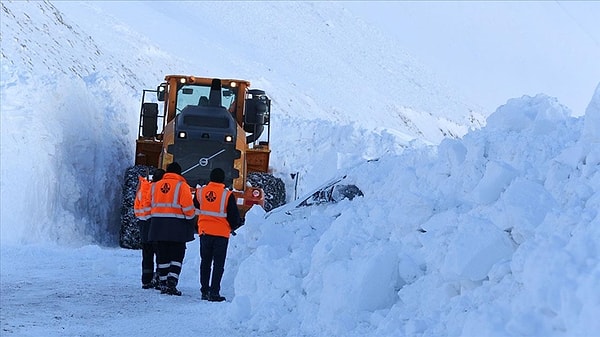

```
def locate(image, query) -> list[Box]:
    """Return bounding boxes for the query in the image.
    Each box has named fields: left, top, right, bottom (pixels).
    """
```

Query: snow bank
left=227, top=92, right=600, bottom=336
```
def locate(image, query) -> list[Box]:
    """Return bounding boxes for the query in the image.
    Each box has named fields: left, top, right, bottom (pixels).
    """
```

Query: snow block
left=441, top=216, right=515, bottom=281
left=498, top=177, right=557, bottom=243
left=582, top=82, right=600, bottom=143
left=486, top=94, right=569, bottom=134
left=468, top=160, right=517, bottom=205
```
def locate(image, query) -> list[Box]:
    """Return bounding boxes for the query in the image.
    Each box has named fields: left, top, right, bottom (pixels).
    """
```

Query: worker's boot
left=208, top=292, right=225, bottom=302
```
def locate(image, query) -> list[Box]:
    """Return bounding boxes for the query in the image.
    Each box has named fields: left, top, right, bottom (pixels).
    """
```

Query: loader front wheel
left=247, top=172, right=286, bottom=212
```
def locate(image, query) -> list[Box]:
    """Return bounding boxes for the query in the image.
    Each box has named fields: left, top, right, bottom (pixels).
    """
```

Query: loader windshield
left=176, top=84, right=237, bottom=114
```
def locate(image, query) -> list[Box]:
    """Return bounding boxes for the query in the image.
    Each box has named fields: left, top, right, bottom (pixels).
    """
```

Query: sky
left=346, top=1, right=600, bottom=117
left=1, top=1, right=600, bottom=337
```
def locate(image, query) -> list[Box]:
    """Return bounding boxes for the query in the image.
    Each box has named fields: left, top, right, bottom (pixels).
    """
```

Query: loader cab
left=173, top=84, right=238, bottom=115
left=137, top=75, right=272, bottom=186
left=157, top=79, right=241, bottom=188
left=156, top=81, right=238, bottom=115
left=156, top=77, right=270, bottom=148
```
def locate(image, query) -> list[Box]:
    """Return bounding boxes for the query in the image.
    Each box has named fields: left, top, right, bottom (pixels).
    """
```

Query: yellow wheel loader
left=120, top=75, right=285, bottom=249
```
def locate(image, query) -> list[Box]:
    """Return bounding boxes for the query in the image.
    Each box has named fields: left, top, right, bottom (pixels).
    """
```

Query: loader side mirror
left=243, top=90, right=270, bottom=143
left=244, top=98, right=269, bottom=126
left=243, top=100, right=266, bottom=143
left=141, top=103, right=158, bottom=137
left=156, top=83, right=167, bottom=102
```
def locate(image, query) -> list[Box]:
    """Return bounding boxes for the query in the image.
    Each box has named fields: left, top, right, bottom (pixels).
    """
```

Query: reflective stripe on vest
left=151, top=180, right=195, bottom=219
left=196, top=182, right=231, bottom=237
left=196, top=186, right=228, bottom=218
left=134, top=177, right=152, bottom=220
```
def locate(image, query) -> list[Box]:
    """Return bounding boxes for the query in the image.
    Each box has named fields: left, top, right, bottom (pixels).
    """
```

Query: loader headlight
left=178, top=131, right=187, bottom=139
left=225, top=135, right=233, bottom=143
left=179, top=78, right=186, bottom=84
left=230, top=81, right=237, bottom=88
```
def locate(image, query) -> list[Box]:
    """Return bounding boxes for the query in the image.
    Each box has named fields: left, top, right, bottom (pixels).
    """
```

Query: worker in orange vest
left=134, top=169, right=164, bottom=290
left=195, top=168, right=242, bottom=302
left=148, top=162, right=196, bottom=296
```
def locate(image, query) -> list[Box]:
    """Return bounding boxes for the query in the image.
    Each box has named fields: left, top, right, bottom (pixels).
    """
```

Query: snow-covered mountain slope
left=3, top=1, right=485, bottom=143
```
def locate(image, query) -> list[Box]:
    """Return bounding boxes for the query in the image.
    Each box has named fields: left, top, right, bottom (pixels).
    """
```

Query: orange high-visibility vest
left=196, top=182, right=232, bottom=238
left=150, top=173, right=196, bottom=220
left=134, top=176, right=151, bottom=220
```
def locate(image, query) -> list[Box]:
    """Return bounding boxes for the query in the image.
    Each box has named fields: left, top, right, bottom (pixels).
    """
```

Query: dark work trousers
left=156, top=241, right=186, bottom=287
left=141, top=242, right=158, bottom=284
left=199, top=234, right=229, bottom=295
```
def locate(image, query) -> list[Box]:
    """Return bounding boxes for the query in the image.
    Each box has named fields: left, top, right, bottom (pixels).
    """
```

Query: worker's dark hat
left=210, top=168, right=225, bottom=183
left=166, top=162, right=182, bottom=175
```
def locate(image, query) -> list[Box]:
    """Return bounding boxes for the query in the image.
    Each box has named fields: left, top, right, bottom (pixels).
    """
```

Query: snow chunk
left=441, top=216, right=515, bottom=281
left=468, top=160, right=517, bottom=205
left=486, top=94, right=570, bottom=135
left=582, top=82, right=600, bottom=143
left=498, top=177, right=557, bottom=243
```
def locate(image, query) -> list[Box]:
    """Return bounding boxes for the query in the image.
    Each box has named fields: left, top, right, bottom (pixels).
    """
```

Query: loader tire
left=119, top=165, right=156, bottom=249
left=247, top=172, right=286, bottom=212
